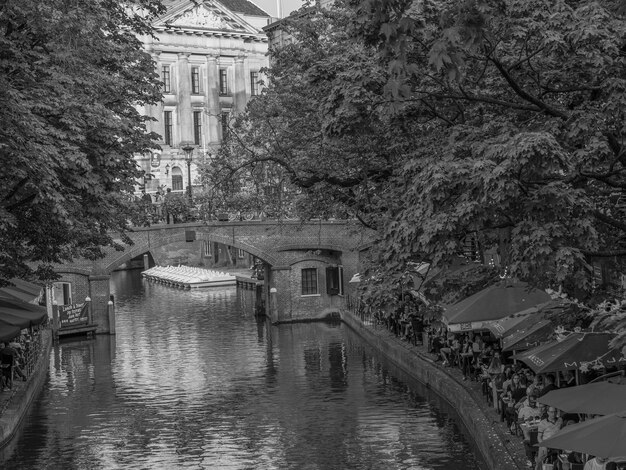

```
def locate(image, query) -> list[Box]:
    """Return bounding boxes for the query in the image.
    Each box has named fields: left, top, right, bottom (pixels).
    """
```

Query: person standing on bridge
left=163, top=188, right=173, bottom=224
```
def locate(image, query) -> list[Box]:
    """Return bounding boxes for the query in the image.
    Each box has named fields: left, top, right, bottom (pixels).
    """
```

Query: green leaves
left=0, top=0, right=164, bottom=283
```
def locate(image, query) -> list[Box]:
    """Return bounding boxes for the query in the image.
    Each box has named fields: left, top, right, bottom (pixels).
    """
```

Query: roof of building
left=218, top=0, right=269, bottom=16
left=162, top=0, right=269, bottom=18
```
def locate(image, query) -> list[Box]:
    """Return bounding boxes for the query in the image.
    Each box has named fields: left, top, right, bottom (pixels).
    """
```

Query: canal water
left=1, top=270, right=484, bottom=470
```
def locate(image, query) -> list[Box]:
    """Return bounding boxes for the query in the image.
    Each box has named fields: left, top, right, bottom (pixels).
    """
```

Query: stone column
left=177, top=52, right=193, bottom=144
left=150, top=50, right=164, bottom=139
left=233, top=54, right=247, bottom=113
left=88, top=274, right=112, bottom=334
left=205, top=54, right=221, bottom=144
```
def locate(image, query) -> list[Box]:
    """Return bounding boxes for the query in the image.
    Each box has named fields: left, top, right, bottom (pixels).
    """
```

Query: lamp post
left=182, top=144, right=194, bottom=202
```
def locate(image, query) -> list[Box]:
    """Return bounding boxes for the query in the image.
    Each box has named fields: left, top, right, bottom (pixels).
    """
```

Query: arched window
left=171, top=166, right=183, bottom=191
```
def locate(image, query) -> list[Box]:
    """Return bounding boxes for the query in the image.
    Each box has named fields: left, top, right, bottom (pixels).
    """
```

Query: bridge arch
left=101, top=230, right=282, bottom=274
left=59, top=220, right=375, bottom=332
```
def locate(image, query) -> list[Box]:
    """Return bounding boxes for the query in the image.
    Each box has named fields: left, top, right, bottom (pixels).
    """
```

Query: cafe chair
left=523, top=428, right=539, bottom=467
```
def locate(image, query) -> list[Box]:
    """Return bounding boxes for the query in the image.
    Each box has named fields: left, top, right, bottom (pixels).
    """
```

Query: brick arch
left=100, top=229, right=282, bottom=274
left=54, top=267, right=93, bottom=277
left=274, top=243, right=347, bottom=253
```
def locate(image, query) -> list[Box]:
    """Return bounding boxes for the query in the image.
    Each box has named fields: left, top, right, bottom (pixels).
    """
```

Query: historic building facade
left=136, top=0, right=271, bottom=197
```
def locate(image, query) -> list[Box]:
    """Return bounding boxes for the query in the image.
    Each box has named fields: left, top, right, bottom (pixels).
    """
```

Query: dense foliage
left=214, top=0, right=626, bottom=345
left=0, top=0, right=164, bottom=285
left=206, top=5, right=404, bottom=224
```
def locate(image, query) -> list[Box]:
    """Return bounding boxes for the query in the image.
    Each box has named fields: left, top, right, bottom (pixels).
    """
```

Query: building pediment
left=157, top=1, right=260, bottom=35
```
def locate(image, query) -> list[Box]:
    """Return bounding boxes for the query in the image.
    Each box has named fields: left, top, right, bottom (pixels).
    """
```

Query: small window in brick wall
left=326, top=266, right=344, bottom=296
left=301, top=268, right=318, bottom=295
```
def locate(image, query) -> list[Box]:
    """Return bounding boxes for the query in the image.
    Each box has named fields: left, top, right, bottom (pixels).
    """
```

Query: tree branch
left=594, top=210, right=626, bottom=232
left=488, top=55, right=569, bottom=119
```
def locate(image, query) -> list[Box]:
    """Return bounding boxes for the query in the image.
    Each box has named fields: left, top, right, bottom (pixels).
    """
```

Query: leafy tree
left=353, top=0, right=626, bottom=288
left=352, top=0, right=626, bottom=345
left=0, top=0, right=165, bottom=285
left=214, top=0, right=626, bottom=345
left=206, top=4, right=409, bottom=225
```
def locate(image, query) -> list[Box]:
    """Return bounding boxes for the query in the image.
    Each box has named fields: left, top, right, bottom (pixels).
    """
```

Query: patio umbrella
left=444, top=281, right=552, bottom=332
left=0, top=307, right=47, bottom=328
left=0, top=278, right=43, bottom=304
left=537, top=381, right=626, bottom=415
left=0, top=297, right=46, bottom=313
left=0, top=298, right=48, bottom=329
left=502, top=319, right=554, bottom=352
left=537, top=411, right=626, bottom=459
left=485, top=312, right=537, bottom=338
left=513, top=332, right=624, bottom=373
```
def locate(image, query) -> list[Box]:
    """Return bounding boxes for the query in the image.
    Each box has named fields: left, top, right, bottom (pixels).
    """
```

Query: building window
left=219, top=68, right=228, bottom=95
left=204, top=240, right=212, bottom=257
left=193, top=111, right=202, bottom=145
left=164, top=111, right=173, bottom=146
left=53, top=282, right=72, bottom=305
left=326, top=266, right=344, bottom=296
left=171, top=167, right=183, bottom=191
left=238, top=248, right=245, bottom=259
left=162, top=65, right=171, bottom=93
left=191, top=66, right=200, bottom=94
left=221, top=112, right=230, bottom=141
left=301, top=268, right=318, bottom=295
left=250, top=71, right=259, bottom=96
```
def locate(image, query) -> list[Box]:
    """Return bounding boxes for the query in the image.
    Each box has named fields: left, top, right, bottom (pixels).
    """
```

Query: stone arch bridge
left=57, top=220, right=374, bottom=333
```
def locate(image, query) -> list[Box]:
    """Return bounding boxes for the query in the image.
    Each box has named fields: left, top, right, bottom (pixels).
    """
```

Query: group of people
left=425, top=327, right=621, bottom=470
left=430, top=330, right=495, bottom=381
left=367, top=310, right=622, bottom=470
left=482, top=358, right=617, bottom=470
left=0, top=341, right=28, bottom=391
left=139, top=188, right=173, bottom=224
left=380, top=304, right=424, bottom=346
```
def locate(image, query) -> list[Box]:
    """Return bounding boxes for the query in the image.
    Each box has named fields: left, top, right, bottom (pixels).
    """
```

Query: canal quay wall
left=0, top=329, right=52, bottom=452
left=341, top=311, right=526, bottom=470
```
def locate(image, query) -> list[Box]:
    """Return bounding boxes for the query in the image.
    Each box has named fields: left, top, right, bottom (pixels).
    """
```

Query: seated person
left=527, top=373, right=543, bottom=397
left=538, top=373, right=559, bottom=397
left=584, top=456, right=610, bottom=470
left=518, top=395, right=542, bottom=423
left=440, top=339, right=453, bottom=366
left=504, top=374, right=527, bottom=426
left=535, top=407, right=563, bottom=470
left=0, top=342, right=27, bottom=388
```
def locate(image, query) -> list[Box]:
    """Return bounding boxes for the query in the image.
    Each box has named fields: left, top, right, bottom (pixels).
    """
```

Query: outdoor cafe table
left=519, top=419, right=540, bottom=440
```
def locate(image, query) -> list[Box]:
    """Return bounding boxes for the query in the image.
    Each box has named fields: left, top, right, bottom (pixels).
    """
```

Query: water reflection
left=0, top=270, right=482, bottom=470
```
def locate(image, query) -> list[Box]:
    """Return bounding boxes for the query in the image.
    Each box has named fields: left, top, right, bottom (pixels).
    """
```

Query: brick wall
left=56, top=220, right=376, bottom=330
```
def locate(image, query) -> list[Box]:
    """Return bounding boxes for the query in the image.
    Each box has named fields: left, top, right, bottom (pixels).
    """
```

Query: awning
left=0, top=307, right=48, bottom=328
left=502, top=319, right=554, bottom=352
left=444, top=281, right=552, bottom=332
left=537, top=381, right=626, bottom=415
left=537, top=411, right=626, bottom=459
left=0, top=297, right=48, bottom=330
left=0, top=319, right=21, bottom=343
left=484, top=312, right=537, bottom=338
left=513, top=332, right=625, bottom=373
left=0, top=278, right=43, bottom=304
